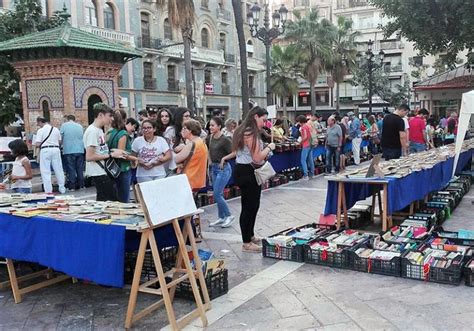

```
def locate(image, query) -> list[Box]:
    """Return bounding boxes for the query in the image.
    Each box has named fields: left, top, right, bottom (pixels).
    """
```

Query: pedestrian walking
left=60, top=114, right=85, bottom=191
left=381, top=104, right=409, bottom=160
left=35, top=117, right=66, bottom=194
left=297, top=115, right=315, bottom=179
left=347, top=112, right=362, bottom=165
left=325, top=116, right=343, bottom=173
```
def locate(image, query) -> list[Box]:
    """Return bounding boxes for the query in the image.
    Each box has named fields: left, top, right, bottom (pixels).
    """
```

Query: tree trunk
left=232, top=0, right=249, bottom=119
left=310, top=78, right=316, bottom=114
left=183, top=31, right=194, bottom=113
left=282, top=96, right=289, bottom=134
left=283, top=96, right=288, bottom=119
left=335, top=82, right=340, bottom=112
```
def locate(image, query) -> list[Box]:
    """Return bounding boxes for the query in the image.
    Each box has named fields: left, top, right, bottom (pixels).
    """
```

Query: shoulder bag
left=253, top=161, right=276, bottom=186
left=96, top=130, right=122, bottom=179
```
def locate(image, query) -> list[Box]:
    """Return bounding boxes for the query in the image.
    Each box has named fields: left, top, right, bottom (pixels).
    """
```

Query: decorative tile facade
left=73, top=78, right=115, bottom=108
left=25, top=78, right=64, bottom=109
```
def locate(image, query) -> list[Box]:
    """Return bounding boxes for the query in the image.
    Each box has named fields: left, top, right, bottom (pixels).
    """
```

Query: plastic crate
left=433, top=230, right=474, bottom=247
left=401, top=251, right=465, bottom=285
left=304, top=245, right=349, bottom=268
left=175, top=269, right=228, bottom=300
left=124, top=246, right=178, bottom=284
left=347, top=248, right=401, bottom=277
left=262, top=223, right=334, bottom=262
left=464, top=259, right=474, bottom=287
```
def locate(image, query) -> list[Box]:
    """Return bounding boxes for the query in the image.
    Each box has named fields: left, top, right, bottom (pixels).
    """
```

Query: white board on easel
left=136, top=174, right=197, bottom=227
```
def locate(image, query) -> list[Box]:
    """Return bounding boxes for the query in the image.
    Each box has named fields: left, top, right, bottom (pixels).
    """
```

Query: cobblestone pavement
left=1, top=174, right=474, bottom=330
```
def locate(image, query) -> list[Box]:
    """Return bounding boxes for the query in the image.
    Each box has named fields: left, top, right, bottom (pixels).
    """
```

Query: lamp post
left=356, top=39, right=385, bottom=115
left=247, top=2, right=288, bottom=107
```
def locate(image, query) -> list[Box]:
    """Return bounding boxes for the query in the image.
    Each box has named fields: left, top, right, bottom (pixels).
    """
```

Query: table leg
left=336, top=182, right=343, bottom=229
left=382, top=183, right=389, bottom=231
left=341, top=184, right=349, bottom=228
left=371, top=193, right=376, bottom=224
left=6, top=259, right=22, bottom=304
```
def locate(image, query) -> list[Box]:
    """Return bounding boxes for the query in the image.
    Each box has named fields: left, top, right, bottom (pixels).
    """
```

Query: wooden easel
left=125, top=183, right=211, bottom=330
left=0, top=259, right=70, bottom=304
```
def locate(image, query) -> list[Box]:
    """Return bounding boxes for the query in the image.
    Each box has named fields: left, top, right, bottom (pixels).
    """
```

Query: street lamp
left=356, top=39, right=385, bottom=115
left=247, top=2, right=288, bottom=106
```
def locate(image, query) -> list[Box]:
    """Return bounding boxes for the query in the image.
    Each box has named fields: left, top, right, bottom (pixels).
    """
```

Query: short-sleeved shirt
left=83, top=124, right=108, bottom=177
left=132, top=136, right=170, bottom=178
left=409, top=116, right=426, bottom=144
left=300, top=124, right=312, bottom=148
left=206, top=134, right=232, bottom=163
left=381, top=113, right=405, bottom=149
left=107, top=128, right=131, bottom=172
left=60, top=121, right=84, bottom=154
left=326, top=124, right=342, bottom=147
left=35, top=124, right=61, bottom=148
left=349, top=118, right=361, bottom=139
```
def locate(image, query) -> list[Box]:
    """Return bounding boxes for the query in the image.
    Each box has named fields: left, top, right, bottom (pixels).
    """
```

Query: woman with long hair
left=107, top=110, right=138, bottom=202
left=228, top=107, right=275, bottom=252
left=367, top=115, right=380, bottom=154
left=157, top=108, right=177, bottom=173
left=175, top=119, right=208, bottom=191
left=222, top=118, right=237, bottom=138
left=131, top=119, right=171, bottom=183
left=172, top=107, right=192, bottom=150
left=206, top=116, right=234, bottom=228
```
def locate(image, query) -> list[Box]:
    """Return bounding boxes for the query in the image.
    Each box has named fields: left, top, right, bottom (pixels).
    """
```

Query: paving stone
left=315, top=321, right=362, bottom=331
left=263, top=282, right=309, bottom=318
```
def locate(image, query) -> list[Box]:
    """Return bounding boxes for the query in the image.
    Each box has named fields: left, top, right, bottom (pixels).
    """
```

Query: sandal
left=242, top=242, right=262, bottom=253
left=251, top=236, right=262, bottom=244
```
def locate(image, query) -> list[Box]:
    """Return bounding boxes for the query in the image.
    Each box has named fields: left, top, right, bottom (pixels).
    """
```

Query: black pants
left=233, top=163, right=262, bottom=243
left=382, top=147, right=401, bottom=161
left=92, top=175, right=119, bottom=202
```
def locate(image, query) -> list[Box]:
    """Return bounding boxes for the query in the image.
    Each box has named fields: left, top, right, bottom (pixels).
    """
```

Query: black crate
left=347, top=249, right=401, bottom=277
left=401, top=251, right=464, bottom=285
left=304, top=245, right=349, bottom=268
left=464, top=259, right=474, bottom=287
left=124, top=246, right=178, bottom=284
left=175, top=269, right=228, bottom=301
left=262, top=223, right=335, bottom=262
left=433, top=230, right=474, bottom=247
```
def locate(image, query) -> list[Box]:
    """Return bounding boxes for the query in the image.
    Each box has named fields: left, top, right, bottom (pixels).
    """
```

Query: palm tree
left=270, top=45, right=299, bottom=120
left=231, top=0, right=249, bottom=118
left=285, top=10, right=335, bottom=114
left=156, top=1, right=195, bottom=113
left=329, top=16, right=359, bottom=112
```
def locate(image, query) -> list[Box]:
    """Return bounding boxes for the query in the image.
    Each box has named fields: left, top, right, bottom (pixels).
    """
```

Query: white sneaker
left=220, top=215, right=235, bottom=228
left=209, top=218, right=225, bottom=227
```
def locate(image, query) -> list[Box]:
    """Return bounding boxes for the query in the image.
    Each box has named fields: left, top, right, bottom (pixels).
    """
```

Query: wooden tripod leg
left=6, top=259, right=22, bottom=304
left=169, top=222, right=187, bottom=302
left=371, top=193, right=376, bottom=224
left=148, top=230, right=179, bottom=331
left=184, top=217, right=211, bottom=305
left=125, top=231, right=149, bottom=329
left=172, top=219, right=208, bottom=327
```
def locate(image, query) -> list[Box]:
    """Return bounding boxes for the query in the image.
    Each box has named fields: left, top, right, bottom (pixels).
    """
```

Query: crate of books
left=464, top=258, right=474, bottom=287
left=304, top=230, right=370, bottom=268
left=421, top=201, right=451, bottom=225
left=381, top=222, right=432, bottom=246
left=401, top=243, right=471, bottom=285
left=176, top=268, right=228, bottom=301
left=262, top=223, right=334, bottom=262
left=347, top=236, right=419, bottom=277
left=124, top=246, right=178, bottom=284
left=433, top=229, right=474, bottom=247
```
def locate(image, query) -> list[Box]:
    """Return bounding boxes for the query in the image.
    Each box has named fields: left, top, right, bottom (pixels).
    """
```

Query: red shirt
left=300, top=124, right=312, bottom=148
left=408, top=116, right=426, bottom=144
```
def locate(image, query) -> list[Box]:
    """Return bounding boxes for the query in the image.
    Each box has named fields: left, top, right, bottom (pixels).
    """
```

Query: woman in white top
left=8, top=139, right=33, bottom=193
left=131, top=120, right=171, bottom=183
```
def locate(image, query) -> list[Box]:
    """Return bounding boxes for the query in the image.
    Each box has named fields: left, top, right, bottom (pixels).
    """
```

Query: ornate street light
left=247, top=2, right=288, bottom=106
left=356, top=39, right=385, bottom=115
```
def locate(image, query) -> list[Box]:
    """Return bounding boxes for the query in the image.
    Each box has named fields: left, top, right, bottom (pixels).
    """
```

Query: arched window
left=104, top=3, right=115, bottom=30
left=85, top=0, right=98, bottom=27
left=42, top=100, right=50, bottom=122
left=247, top=40, right=254, bottom=58
left=201, top=28, right=210, bottom=48
left=164, top=18, right=173, bottom=40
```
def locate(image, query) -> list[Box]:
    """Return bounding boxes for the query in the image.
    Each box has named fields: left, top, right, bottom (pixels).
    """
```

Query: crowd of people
left=0, top=102, right=461, bottom=252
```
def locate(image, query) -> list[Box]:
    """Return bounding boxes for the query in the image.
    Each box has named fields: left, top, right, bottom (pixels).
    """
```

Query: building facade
left=0, top=0, right=268, bottom=121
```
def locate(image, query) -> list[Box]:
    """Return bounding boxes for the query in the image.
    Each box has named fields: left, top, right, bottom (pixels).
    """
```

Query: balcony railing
left=249, top=87, right=256, bottom=97
left=390, top=65, right=403, bottom=72
left=137, top=37, right=169, bottom=50
left=201, top=0, right=209, bottom=9
left=118, top=75, right=123, bottom=88
left=144, top=78, right=157, bottom=90
left=247, top=57, right=265, bottom=71
left=167, top=79, right=180, bottom=92
left=79, top=26, right=136, bottom=47
left=221, top=85, right=230, bottom=95
left=380, top=41, right=403, bottom=50
left=225, top=53, right=235, bottom=63
left=216, top=8, right=232, bottom=22
left=161, top=44, right=225, bottom=65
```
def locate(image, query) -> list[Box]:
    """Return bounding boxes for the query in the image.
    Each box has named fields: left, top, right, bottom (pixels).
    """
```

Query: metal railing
left=216, top=8, right=232, bottom=22
left=143, top=78, right=157, bottom=90
left=167, top=80, right=180, bottom=92
left=221, top=85, right=230, bottom=95
left=118, top=75, right=123, bottom=88
left=249, top=87, right=256, bottom=97
left=137, top=37, right=165, bottom=50
left=225, top=53, right=235, bottom=63
left=79, top=26, right=136, bottom=47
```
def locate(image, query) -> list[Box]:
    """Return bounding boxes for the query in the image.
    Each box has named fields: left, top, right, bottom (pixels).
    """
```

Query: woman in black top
left=206, top=117, right=235, bottom=228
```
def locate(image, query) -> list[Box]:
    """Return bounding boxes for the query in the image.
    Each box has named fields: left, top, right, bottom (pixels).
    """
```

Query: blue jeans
left=64, top=153, right=85, bottom=189
left=115, top=170, right=132, bottom=203
left=301, top=146, right=315, bottom=177
left=326, top=146, right=340, bottom=172
left=12, top=187, right=32, bottom=194
left=409, top=142, right=426, bottom=153
left=211, top=163, right=232, bottom=219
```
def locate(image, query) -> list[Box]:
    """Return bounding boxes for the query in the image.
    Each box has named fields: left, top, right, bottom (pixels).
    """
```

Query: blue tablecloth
left=324, top=149, right=473, bottom=215
left=0, top=214, right=126, bottom=288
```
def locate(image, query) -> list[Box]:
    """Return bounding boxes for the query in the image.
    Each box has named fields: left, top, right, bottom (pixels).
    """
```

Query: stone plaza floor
left=1, top=173, right=474, bottom=330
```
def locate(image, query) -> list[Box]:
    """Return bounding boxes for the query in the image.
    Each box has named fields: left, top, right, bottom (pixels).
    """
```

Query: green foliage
left=370, top=0, right=474, bottom=67
left=0, top=0, right=62, bottom=128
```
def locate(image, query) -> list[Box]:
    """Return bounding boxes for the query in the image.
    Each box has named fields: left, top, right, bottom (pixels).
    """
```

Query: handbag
left=97, top=157, right=121, bottom=179
left=253, top=161, right=276, bottom=186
